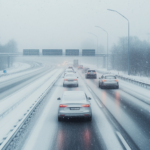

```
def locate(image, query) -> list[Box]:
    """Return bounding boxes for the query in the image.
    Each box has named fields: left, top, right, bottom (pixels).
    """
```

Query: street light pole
left=95, top=26, right=108, bottom=70
left=107, top=9, right=130, bottom=75
left=88, top=32, right=98, bottom=68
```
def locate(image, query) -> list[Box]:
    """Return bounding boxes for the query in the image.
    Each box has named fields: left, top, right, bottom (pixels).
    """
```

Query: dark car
left=85, top=69, right=97, bottom=79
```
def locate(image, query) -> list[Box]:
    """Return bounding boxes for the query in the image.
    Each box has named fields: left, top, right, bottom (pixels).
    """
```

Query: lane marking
left=116, top=131, right=132, bottom=150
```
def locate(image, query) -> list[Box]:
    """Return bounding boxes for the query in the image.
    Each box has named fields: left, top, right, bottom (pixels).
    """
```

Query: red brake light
left=59, top=104, right=68, bottom=107
left=81, top=104, right=90, bottom=107
left=102, top=79, right=106, bottom=82
left=94, top=72, right=96, bottom=74
left=64, top=79, right=68, bottom=81
left=87, top=72, right=89, bottom=74
left=74, top=79, right=77, bottom=81
left=115, top=79, right=118, bottom=82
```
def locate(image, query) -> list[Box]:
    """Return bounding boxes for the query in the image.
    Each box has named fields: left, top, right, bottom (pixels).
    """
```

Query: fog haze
left=0, top=0, right=149, bottom=52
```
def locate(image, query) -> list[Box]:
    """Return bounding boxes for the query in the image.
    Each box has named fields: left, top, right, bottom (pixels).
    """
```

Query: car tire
left=101, top=85, right=104, bottom=89
left=87, top=116, right=92, bottom=121
left=116, top=85, right=119, bottom=89
left=58, top=117, right=62, bottom=122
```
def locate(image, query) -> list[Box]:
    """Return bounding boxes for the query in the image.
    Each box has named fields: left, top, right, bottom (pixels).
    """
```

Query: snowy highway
left=0, top=61, right=150, bottom=150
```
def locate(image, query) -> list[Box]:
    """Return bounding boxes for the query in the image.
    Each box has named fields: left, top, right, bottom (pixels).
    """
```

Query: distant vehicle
left=85, top=69, right=97, bottom=79
left=82, top=67, right=89, bottom=73
left=63, top=73, right=78, bottom=87
left=64, top=69, right=75, bottom=76
left=99, top=74, right=119, bottom=89
left=57, top=91, right=92, bottom=121
left=73, top=60, right=78, bottom=67
left=78, top=65, right=83, bottom=69
left=68, top=66, right=74, bottom=70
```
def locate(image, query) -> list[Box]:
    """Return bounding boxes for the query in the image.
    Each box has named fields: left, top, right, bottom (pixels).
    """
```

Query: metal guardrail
left=96, top=70, right=150, bottom=90
left=0, top=71, right=63, bottom=150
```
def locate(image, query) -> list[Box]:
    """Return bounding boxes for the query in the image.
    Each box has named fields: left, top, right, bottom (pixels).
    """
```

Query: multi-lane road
left=0, top=62, right=150, bottom=150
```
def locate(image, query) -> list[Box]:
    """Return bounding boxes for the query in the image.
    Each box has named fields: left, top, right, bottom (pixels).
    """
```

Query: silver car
left=99, top=74, right=119, bottom=89
left=57, top=91, right=92, bottom=121
left=63, top=73, right=78, bottom=87
left=64, top=69, right=75, bottom=76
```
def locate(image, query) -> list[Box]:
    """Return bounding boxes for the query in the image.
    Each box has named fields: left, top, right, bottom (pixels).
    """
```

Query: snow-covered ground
left=0, top=62, right=31, bottom=75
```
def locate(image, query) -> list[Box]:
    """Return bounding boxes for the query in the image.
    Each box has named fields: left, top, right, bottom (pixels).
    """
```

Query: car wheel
left=101, top=85, right=104, bottom=89
left=87, top=116, right=92, bottom=121
left=58, top=117, right=62, bottom=121
left=116, top=85, right=119, bottom=89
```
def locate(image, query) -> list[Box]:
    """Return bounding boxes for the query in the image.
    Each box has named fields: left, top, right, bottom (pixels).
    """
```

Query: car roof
left=88, top=69, right=96, bottom=71
left=63, top=91, right=85, bottom=95
left=65, top=73, right=75, bottom=75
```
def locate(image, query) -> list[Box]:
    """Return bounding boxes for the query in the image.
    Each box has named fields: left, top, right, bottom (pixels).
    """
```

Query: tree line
left=109, top=36, right=150, bottom=77
left=0, top=40, right=18, bottom=70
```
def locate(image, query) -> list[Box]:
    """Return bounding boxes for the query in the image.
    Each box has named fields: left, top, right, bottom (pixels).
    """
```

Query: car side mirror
left=88, top=97, right=91, bottom=100
left=57, top=97, right=61, bottom=100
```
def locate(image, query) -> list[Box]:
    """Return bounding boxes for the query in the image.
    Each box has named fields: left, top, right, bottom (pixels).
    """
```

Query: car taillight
left=87, top=72, right=89, bottom=74
left=59, top=104, right=68, bottom=107
left=102, top=79, right=106, bottom=82
left=115, top=79, right=118, bottom=82
left=81, top=104, right=90, bottom=107
left=74, top=79, right=77, bottom=81
left=64, top=79, right=68, bottom=81
left=94, top=72, right=96, bottom=74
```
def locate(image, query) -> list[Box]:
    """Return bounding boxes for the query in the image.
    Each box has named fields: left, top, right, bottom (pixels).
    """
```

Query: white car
left=57, top=91, right=92, bottom=121
left=64, top=69, right=75, bottom=76
left=63, top=73, right=78, bottom=87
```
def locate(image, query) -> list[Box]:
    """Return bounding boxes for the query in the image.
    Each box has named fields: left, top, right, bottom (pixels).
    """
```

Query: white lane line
left=116, top=131, right=132, bottom=150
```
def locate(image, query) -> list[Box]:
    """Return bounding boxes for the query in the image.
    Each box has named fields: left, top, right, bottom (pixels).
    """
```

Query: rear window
left=105, top=76, right=116, bottom=79
left=88, top=70, right=96, bottom=72
left=66, top=69, right=73, bottom=72
left=63, top=95, right=86, bottom=101
left=65, top=74, right=75, bottom=77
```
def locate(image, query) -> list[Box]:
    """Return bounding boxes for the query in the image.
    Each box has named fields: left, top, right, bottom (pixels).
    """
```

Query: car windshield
left=105, top=76, right=116, bottom=79
left=88, top=70, right=95, bottom=72
left=66, top=70, right=73, bottom=72
left=63, top=95, right=86, bottom=101
left=65, top=74, right=76, bottom=77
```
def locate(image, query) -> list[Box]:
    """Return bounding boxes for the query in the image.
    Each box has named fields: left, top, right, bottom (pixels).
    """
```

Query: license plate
left=70, top=107, right=80, bottom=110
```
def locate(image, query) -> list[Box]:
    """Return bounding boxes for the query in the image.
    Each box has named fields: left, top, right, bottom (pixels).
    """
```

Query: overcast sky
left=0, top=0, right=149, bottom=52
